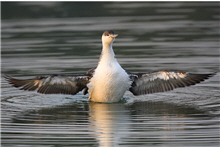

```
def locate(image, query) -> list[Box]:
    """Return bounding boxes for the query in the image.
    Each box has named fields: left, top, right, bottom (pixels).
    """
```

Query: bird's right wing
left=5, top=75, right=90, bottom=95
left=129, top=71, right=214, bottom=96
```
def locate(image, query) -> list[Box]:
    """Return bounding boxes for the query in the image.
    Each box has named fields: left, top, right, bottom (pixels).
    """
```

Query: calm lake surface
left=1, top=2, right=220, bottom=147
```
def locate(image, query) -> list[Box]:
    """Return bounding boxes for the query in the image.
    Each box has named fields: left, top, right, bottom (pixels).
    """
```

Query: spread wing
left=5, top=74, right=90, bottom=95
left=129, top=71, right=214, bottom=96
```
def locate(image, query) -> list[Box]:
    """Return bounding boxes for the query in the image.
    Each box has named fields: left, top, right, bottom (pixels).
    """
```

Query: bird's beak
left=110, top=34, right=118, bottom=38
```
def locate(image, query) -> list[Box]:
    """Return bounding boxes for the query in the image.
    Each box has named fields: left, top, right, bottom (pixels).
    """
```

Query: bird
left=5, top=30, right=214, bottom=103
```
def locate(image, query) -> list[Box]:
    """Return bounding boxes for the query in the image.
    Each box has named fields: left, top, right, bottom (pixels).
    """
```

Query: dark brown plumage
left=129, top=71, right=214, bottom=96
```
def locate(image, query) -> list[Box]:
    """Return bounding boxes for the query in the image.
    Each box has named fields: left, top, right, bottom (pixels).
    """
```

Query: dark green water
left=1, top=2, right=219, bottom=147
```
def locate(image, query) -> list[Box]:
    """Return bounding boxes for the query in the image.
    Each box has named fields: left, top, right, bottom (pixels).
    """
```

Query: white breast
left=88, top=59, right=130, bottom=103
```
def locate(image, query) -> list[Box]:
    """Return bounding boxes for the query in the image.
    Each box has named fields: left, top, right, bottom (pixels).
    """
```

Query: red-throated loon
left=5, top=30, right=214, bottom=103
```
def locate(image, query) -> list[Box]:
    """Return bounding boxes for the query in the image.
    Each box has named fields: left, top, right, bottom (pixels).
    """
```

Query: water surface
left=1, top=2, right=219, bottom=147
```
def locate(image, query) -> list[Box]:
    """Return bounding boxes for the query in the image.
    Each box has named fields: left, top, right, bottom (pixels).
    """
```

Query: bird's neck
left=99, top=43, right=116, bottom=65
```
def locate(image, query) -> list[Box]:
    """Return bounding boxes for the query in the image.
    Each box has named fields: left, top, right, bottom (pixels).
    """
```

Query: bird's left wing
left=5, top=75, right=90, bottom=95
left=129, top=71, right=214, bottom=96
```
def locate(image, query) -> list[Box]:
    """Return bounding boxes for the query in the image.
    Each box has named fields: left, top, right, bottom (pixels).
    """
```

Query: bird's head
left=102, top=30, right=118, bottom=46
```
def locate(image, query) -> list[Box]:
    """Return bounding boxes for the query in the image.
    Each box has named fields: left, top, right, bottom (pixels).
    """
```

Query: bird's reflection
left=88, top=102, right=129, bottom=147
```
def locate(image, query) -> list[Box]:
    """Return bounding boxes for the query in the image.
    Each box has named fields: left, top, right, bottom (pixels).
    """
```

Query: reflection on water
left=89, top=103, right=129, bottom=147
left=1, top=2, right=219, bottom=147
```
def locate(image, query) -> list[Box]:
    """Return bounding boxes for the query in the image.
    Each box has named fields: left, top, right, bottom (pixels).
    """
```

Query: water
left=1, top=2, right=220, bottom=147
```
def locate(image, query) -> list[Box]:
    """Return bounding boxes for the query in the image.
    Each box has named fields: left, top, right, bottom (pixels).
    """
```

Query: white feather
left=87, top=35, right=130, bottom=102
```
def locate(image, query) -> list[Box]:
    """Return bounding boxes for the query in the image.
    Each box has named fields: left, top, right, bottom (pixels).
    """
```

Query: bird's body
left=88, top=46, right=130, bottom=102
left=5, top=30, right=214, bottom=103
